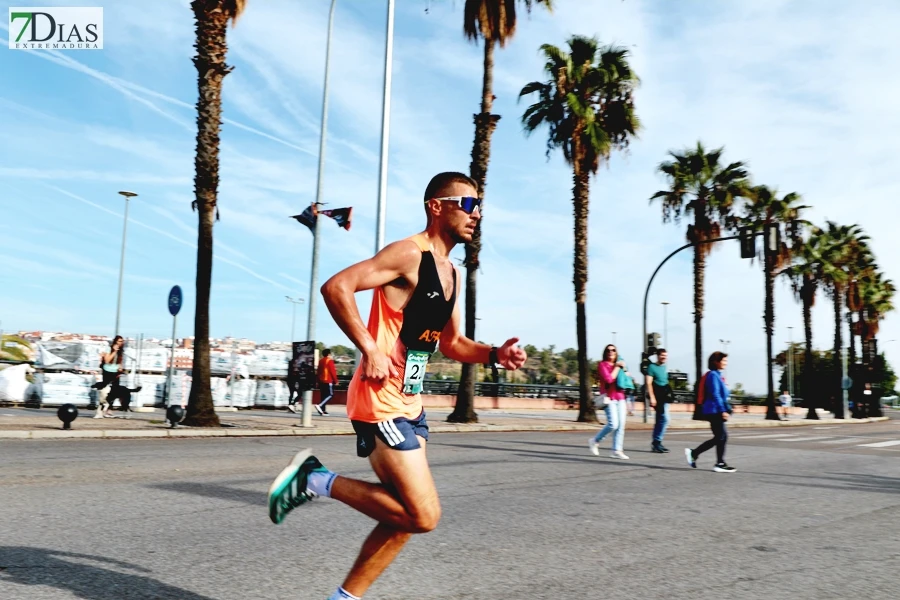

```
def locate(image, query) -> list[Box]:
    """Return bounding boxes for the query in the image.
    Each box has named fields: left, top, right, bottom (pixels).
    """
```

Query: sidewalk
left=0, top=405, right=888, bottom=439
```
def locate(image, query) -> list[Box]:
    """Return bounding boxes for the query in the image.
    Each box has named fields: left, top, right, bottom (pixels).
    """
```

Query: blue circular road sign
left=168, top=285, right=183, bottom=316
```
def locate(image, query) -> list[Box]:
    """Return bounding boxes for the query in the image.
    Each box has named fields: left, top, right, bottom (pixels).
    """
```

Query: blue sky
left=1, top=0, right=898, bottom=393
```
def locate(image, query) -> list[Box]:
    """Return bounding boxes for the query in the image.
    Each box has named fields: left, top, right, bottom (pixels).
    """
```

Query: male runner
left=266, top=172, right=527, bottom=600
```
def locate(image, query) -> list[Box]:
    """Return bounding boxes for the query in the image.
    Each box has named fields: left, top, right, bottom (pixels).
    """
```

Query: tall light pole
left=612, top=331, right=617, bottom=345
left=661, top=301, right=670, bottom=348
left=115, top=191, right=137, bottom=337
left=285, top=296, right=304, bottom=342
left=787, top=326, right=794, bottom=396
left=719, top=339, right=731, bottom=379
left=300, top=0, right=338, bottom=428
left=374, top=0, right=396, bottom=253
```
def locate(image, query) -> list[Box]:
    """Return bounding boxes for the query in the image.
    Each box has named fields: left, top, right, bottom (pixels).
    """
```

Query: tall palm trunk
left=693, top=246, right=704, bottom=389
left=185, top=0, right=231, bottom=427
left=450, top=39, right=500, bottom=424
left=832, top=290, right=844, bottom=418
left=802, top=278, right=817, bottom=419
left=764, top=250, right=779, bottom=419
left=573, top=161, right=596, bottom=423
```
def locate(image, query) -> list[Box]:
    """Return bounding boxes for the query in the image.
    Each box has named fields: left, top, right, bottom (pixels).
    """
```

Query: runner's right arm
left=321, top=240, right=421, bottom=381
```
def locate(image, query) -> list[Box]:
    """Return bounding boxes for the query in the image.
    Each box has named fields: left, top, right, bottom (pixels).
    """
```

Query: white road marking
left=818, top=438, right=874, bottom=444
left=856, top=440, right=900, bottom=448
left=780, top=436, right=834, bottom=442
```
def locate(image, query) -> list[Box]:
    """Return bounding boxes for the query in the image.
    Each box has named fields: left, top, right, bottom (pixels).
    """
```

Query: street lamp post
left=661, top=301, right=670, bottom=348
left=374, top=0, right=396, bottom=253
left=297, top=0, right=338, bottom=428
left=285, top=296, right=304, bottom=342
left=719, top=339, right=731, bottom=379
left=612, top=331, right=617, bottom=345
left=115, top=191, right=137, bottom=336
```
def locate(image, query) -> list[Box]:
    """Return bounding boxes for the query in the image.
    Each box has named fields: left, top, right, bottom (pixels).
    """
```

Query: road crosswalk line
left=780, top=436, right=834, bottom=442
left=856, top=440, right=900, bottom=448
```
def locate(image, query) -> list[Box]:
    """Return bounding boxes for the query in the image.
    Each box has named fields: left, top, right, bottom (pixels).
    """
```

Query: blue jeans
left=594, top=400, right=626, bottom=451
left=652, top=402, right=670, bottom=443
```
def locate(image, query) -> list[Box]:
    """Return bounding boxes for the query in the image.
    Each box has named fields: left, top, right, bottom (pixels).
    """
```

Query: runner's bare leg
left=331, top=436, right=440, bottom=597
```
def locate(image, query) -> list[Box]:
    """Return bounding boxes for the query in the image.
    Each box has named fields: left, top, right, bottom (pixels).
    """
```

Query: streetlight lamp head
left=118, top=191, right=138, bottom=198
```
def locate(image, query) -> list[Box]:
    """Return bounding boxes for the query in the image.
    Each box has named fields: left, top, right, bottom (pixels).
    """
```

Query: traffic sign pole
left=165, top=286, right=183, bottom=408
left=166, top=314, right=177, bottom=407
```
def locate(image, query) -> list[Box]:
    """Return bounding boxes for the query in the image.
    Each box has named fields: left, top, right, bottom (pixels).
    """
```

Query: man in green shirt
left=646, top=349, right=671, bottom=453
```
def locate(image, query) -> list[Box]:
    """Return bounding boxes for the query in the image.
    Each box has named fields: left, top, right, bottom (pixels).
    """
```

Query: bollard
left=57, top=404, right=79, bottom=430
left=166, top=405, right=185, bottom=428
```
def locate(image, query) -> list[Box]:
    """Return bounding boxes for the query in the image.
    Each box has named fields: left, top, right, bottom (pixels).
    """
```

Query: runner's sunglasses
left=428, top=196, right=482, bottom=214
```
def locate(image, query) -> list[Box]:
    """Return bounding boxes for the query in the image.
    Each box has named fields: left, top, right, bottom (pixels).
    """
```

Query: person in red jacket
left=315, top=348, right=338, bottom=415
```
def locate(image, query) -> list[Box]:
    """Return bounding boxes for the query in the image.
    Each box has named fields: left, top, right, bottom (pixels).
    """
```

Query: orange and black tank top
left=346, top=234, right=456, bottom=423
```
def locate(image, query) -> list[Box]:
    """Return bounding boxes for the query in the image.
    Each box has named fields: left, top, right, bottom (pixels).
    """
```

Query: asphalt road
left=1, top=416, right=898, bottom=600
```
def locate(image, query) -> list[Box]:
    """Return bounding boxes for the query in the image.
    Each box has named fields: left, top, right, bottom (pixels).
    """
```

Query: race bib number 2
left=402, top=349, right=430, bottom=395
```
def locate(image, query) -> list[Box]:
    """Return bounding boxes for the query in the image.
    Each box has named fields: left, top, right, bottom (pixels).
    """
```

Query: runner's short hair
left=708, top=351, right=728, bottom=370
left=423, top=172, right=478, bottom=202
left=656, top=347, right=666, bottom=354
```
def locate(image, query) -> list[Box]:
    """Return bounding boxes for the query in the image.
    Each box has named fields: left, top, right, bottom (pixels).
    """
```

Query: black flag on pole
left=321, top=207, right=352, bottom=230
left=290, top=204, right=318, bottom=233
left=291, top=205, right=352, bottom=232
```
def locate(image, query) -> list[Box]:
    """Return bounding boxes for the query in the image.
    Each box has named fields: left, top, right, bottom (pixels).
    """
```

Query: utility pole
left=115, top=191, right=138, bottom=336
left=285, top=296, right=304, bottom=342
left=661, top=301, right=670, bottom=348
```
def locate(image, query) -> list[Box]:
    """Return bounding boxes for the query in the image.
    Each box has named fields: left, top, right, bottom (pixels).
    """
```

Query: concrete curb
left=0, top=416, right=888, bottom=440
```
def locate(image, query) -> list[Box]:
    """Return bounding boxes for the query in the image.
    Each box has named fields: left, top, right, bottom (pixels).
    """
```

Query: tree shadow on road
left=436, top=441, right=686, bottom=472
left=0, top=547, right=215, bottom=600
left=748, top=471, right=900, bottom=495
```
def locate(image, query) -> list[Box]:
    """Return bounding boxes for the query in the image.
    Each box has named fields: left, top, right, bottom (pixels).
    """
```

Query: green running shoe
left=267, top=449, right=326, bottom=524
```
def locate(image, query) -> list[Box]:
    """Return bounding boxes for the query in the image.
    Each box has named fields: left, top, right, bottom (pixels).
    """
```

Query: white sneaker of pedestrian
left=314, top=404, right=324, bottom=416
left=610, top=451, right=630, bottom=460
left=588, top=438, right=600, bottom=456
left=685, top=448, right=697, bottom=468
left=286, top=404, right=298, bottom=414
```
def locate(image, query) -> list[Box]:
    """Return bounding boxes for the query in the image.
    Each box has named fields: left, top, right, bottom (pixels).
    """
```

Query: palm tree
left=650, top=143, right=750, bottom=388
left=741, top=185, right=807, bottom=419
left=819, top=221, right=868, bottom=418
left=520, top=36, right=640, bottom=422
left=782, top=228, right=831, bottom=419
left=184, top=0, right=246, bottom=428
left=450, top=0, right=553, bottom=424
left=860, top=272, right=895, bottom=344
left=844, top=243, right=875, bottom=367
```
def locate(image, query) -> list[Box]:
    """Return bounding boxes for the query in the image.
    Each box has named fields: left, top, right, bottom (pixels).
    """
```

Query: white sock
left=328, top=586, right=360, bottom=600
left=307, top=469, right=337, bottom=498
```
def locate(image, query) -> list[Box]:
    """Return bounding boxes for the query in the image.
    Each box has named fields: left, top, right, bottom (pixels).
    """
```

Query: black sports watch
left=489, top=346, right=499, bottom=366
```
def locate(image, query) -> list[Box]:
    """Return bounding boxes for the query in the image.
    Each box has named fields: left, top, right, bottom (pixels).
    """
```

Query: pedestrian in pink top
left=589, top=344, right=629, bottom=459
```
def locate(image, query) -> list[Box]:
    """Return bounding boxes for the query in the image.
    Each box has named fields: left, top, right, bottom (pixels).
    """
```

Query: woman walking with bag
left=589, top=344, right=630, bottom=459
left=685, top=351, right=736, bottom=473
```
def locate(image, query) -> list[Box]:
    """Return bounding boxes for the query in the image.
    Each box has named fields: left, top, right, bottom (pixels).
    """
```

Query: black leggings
left=694, top=414, right=728, bottom=464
